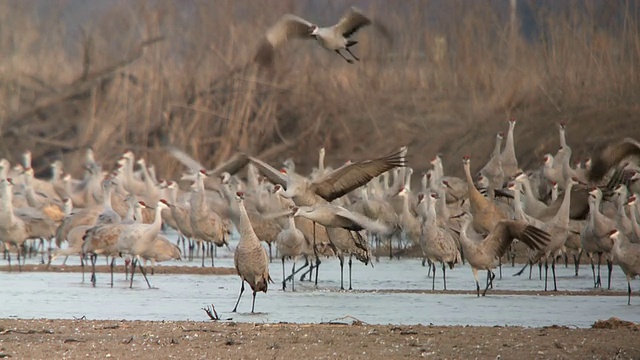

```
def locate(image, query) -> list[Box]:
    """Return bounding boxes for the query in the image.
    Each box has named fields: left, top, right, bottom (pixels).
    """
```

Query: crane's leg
left=498, top=257, right=503, bottom=279
left=574, top=250, right=582, bottom=276
left=313, top=222, right=321, bottom=286
left=268, top=243, right=272, bottom=263
left=291, top=261, right=296, bottom=292
left=588, top=253, right=597, bottom=287
left=628, top=279, right=632, bottom=306
left=91, top=254, right=97, bottom=287
left=473, top=268, right=480, bottom=297
left=130, top=258, right=137, bottom=288
left=544, top=260, right=549, bottom=291
left=431, top=263, right=436, bottom=291
left=17, top=245, right=22, bottom=272
left=513, top=261, right=529, bottom=277
left=80, top=256, right=85, bottom=283
left=339, top=255, right=345, bottom=291
left=482, top=271, right=495, bottom=296
left=138, top=260, right=152, bottom=289
left=596, top=253, right=602, bottom=288
left=110, top=257, right=115, bottom=288
left=39, top=238, right=45, bottom=264
left=345, top=47, right=360, bottom=61
left=281, top=258, right=287, bottom=291
left=124, top=257, right=130, bottom=280
left=538, top=262, right=542, bottom=280
left=181, top=234, right=187, bottom=258
left=348, top=255, right=353, bottom=291
left=510, top=244, right=515, bottom=267
left=606, top=258, right=613, bottom=290
left=528, top=262, right=533, bottom=280
left=552, top=257, right=558, bottom=291
left=287, top=257, right=309, bottom=282
left=388, top=235, right=394, bottom=260
left=232, top=280, right=245, bottom=312
left=442, top=263, right=447, bottom=291
left=335, top=50, right=354, bottom=64
left=251, top=291, right=257, bottom=313
left=201, top=242, right=206, bottom=268
left=5, top=245, right=11, bottom=273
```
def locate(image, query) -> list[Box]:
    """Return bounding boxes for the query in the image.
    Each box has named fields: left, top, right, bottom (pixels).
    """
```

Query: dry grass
left=1, top=0, right=639, bottom=180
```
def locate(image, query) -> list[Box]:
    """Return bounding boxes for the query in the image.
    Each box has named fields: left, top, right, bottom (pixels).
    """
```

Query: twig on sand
left=202, top=304, right=221, bottom=321
left=322, top=315, right=369, bottom=326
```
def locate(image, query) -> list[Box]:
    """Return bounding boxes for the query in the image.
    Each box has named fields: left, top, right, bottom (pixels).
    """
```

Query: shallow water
left=2, top=237, right=639, bottom=328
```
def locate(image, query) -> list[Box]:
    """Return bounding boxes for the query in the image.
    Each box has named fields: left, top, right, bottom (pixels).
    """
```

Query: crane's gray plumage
left=255, top=7, right=389, bottom=66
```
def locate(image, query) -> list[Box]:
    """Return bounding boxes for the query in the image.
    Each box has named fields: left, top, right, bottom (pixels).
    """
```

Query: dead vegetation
left=1, top=1, right=639, bottom=180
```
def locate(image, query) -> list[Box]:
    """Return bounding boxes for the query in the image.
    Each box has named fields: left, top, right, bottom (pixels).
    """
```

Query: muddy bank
left=0, top=318, right=638, bottom=359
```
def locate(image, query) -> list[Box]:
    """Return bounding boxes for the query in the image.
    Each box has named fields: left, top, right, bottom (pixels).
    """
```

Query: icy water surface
left=2, top=251, right=639, bottom=328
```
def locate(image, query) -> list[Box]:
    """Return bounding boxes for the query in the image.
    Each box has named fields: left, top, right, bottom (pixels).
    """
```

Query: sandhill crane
left=612, top=184, right=633, bottom=237
left=609, top=229, right=640, bottom=305
left=543, top=153, right=564, bottom=188
left=249, top=146, right=406, bottom=284
left=419, top=192, right=460, bottom=290
left=115, top=200, right=169, bottom=288
left=359, top=186, right=401, bottom=260
left=0, top=179, right=30, bottom=271
left=457, top=213, right=551, bottom=296
left=190, top=170, right=228, bottom=267
left=462, top=156, right=508, bottom=234
left=580, top=188, right=617, bottom=288
left=291, top=204, right=379, bottom=290
left=514, top=172, right=549, bottom=219
left=398, top=187, right=422, bottom=261
left=431, top=155, right=467, bottom=204
left=165, top=182, right=196, bottom=259
left=255, top=7, right=388, bottom=66
left=96, top=178, right=122, bottom=225
left=249, top=147, right=407, bottom=207
left=513, top=178, right=577, bottom=291
left=140, top=234, right=181, bottom=275
left=219, top=174, right=282, bottom=262
left=276, top=213, right=306, bottom=291
left=232, top=192, right=272, bottom=313
left=627, top=196, right=640, bottom=242
left=82, top=222, right=122, bottom=287
left=271, top=184, right=332, bottom=283
left=500, top=118, right=519, bottom=179
left=48, top=224, right=92, bottom=271
left=478, top=132, right=505, bottom=193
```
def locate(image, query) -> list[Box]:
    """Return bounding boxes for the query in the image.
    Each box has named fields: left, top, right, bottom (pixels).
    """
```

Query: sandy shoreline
left=0, top=318, right=638, bottom=359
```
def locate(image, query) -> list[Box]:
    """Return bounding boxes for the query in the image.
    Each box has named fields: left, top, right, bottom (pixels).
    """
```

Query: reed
left=0, top=1, right=638, bottom=178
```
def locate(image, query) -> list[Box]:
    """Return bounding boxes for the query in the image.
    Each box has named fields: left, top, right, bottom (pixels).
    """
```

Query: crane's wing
left=165, top=146, right=205, bottom=172
left=255, top=14, right=314, bottom=67
left=247, top=155, right=289, bottom=188
left=334, top=7, right=372, bottom=38
left=209, top=153, right=249, bottom=177
left=335, top=206, right=391, bottom=235
left=486, top=220, right=550, bottom=258
left=310, top=146, right=407, bottom=202
left=589, top=138, right=640, bottom=182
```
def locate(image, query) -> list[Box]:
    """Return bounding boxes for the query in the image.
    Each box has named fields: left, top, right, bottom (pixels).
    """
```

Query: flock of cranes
left=2, top=115, right=640, bottom=310
left=3, top=7, right=640, bottom=313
